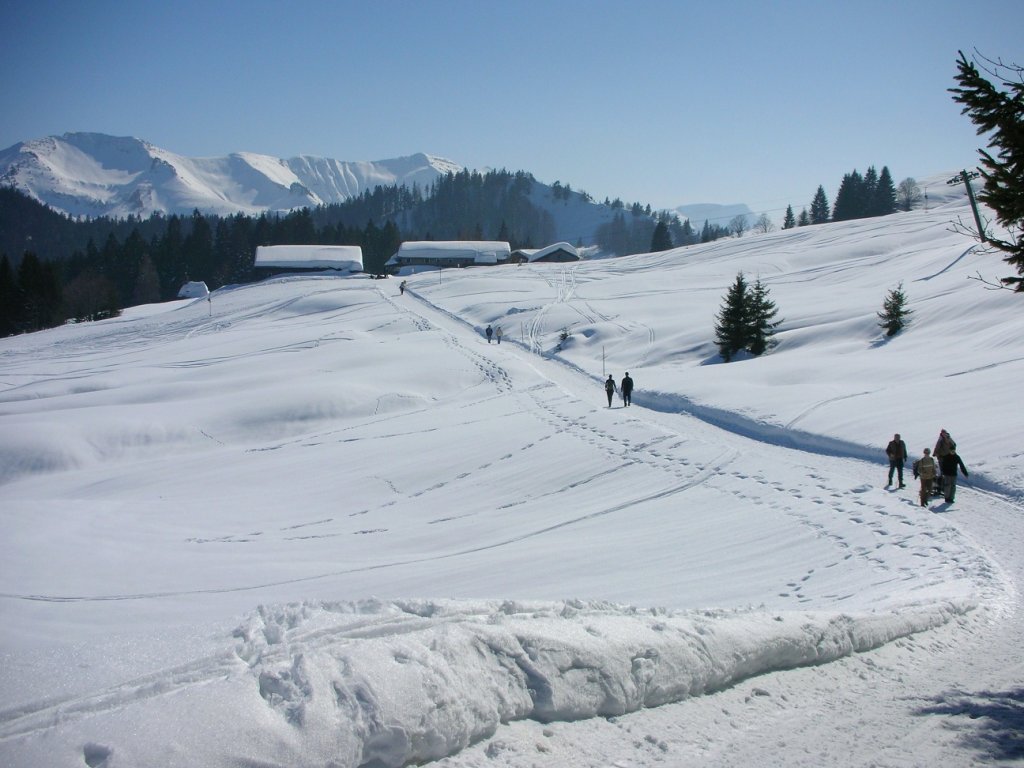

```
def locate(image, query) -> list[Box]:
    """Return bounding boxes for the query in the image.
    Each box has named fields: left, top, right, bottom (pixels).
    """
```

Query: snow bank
left=210, top=600, right=978, bottom=765
left=1, top=599, right=968, bottom=767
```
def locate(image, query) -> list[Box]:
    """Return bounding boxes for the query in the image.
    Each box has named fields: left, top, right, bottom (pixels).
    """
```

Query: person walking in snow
left=399, top=280, right=407, bottom=295
left=933, top=429, right=956, bottom=460
left=620, top=372, right=634, bottom=407
left=939, top=448, right=969, bottom=504
left=885, top=432, right=908, bottom=488
left=495, top=325, right=503, bottom=344
left=485, top=324, right=493, bottom=343
left=912, top=448, right=937, bottom=507
left=605, top=375, right=617, bottom=407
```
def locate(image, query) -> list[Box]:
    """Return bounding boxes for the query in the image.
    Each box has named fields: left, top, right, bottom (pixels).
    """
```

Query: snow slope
left=1, top=179, right=1022, bottom=767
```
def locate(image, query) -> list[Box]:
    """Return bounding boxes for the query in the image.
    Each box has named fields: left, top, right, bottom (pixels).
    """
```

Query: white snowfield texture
left=1, top=173, right=1023, bottom=767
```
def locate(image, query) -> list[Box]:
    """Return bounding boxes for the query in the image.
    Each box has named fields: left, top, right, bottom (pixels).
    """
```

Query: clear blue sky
left=1, top=0, right=1021, bottom=218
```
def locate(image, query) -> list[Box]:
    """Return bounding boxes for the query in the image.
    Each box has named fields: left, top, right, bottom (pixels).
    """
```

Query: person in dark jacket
left=485, top=325, right=493, bottom=343
left=939, top=449, right=969, bottom=503
left=620, top=372, right=634, bottom=407
left=885, top=433, right=908, bottom=488
left=605, top=375, right=616, bottom=407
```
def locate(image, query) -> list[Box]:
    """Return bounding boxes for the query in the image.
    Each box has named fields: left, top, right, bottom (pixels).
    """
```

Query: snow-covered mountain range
left=0, top=132, right=463, bottom=219
left=0, top=133, right=752, bottom=238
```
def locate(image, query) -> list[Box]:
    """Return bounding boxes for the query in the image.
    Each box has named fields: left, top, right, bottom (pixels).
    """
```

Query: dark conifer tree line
left=785, top=167, right=900, bottom=230
left=0, top=169, right=591, bottom=336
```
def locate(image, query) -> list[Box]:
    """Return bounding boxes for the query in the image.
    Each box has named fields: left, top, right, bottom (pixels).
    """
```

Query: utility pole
left=947, top=169, right=986, bottom=243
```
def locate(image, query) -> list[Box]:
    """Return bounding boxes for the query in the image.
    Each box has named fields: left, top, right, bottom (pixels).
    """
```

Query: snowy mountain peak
left=0, top=133, right=464, bottom=219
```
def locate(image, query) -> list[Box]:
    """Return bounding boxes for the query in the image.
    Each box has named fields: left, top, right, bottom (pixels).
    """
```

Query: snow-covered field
left=1, top=176, right=1022, bottom=767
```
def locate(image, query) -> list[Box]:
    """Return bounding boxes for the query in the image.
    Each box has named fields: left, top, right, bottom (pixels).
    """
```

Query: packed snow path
left=2, top=196, right=1024, bottom=766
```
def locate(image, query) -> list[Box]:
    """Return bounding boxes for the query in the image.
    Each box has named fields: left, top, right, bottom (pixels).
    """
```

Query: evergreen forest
left=1, top=162, right=907, bottom=338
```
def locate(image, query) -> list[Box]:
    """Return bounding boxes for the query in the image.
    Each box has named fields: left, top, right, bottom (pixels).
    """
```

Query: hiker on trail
left=912, top=448, right=937, bottom=507
left=620, top=372, right=634, bottom=407
left=495, top=325, right=503, bottom=344
left=934, top=429, right=956, bottom=460
left=939, top=449, right=969, bottom=504
left=399, top=280, right=407, bottom=295
left=605, top=375, right=617, bottom=407
left=486, top=324, right=493, bottom=343
left=885, top=432, right=908, bottom=488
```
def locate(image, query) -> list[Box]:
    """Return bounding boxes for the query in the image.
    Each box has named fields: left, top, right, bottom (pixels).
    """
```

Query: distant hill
left=674, top=202, right=756, bottom=228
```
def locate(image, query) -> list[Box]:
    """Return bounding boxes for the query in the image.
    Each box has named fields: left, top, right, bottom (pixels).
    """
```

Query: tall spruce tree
left=872, top=166, right=898, bottom=216
left=950, top=50, right=1024, bottom=289
left=783, top=205, right=796, bottom=229
left=714, top=272, right=750, bottom=362
left=747, top=277, right=782, bottom=355
left=650, top=220, right=673, bottom=251
left=832, top=170, right=866, bottom=221
left=863, top=166, right=879, bottom=208
left=0, top=254, right=16, bottom=337
left=810, top=186, right=830, bottom=224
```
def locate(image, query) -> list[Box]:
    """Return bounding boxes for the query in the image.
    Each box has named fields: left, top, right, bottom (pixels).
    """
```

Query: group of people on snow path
left=887, top=428, right=969, bottom=507
left=484, top=324, right=502, bottom=344
left=605, top=373, right=634, bottom=407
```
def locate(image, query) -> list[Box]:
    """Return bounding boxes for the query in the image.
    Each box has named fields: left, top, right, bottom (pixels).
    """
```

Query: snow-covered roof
left=513, top=242, right=580, bottom=262
left=177, top=281, right=209, bottom=298
left=387, top=241, right=511, bottom=266
left=254, top=245, right=363, bottom=271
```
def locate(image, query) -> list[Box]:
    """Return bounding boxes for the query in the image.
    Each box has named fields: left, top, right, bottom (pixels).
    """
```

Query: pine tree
left=863, top=166, right=879, bottom=211
left=747, top=277, right=782, bottom=355
left=832, top=170, right=866, bottom=221
left=872, top=166, right=898, bottom=216
left=878, top=281, right=913, bottom=336
left=810, top=186, right=830, bottom=224
left=0, top=254, right=16, bottom=337
left=783, top=205, right=796, bottom=229
left=714, top=272, right=750, bottom=362
left=950, top=50, right=1024, bottom=289
left=798, top=208, right=810, bottom=227
left=650, top=220, right=673, bottom=251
